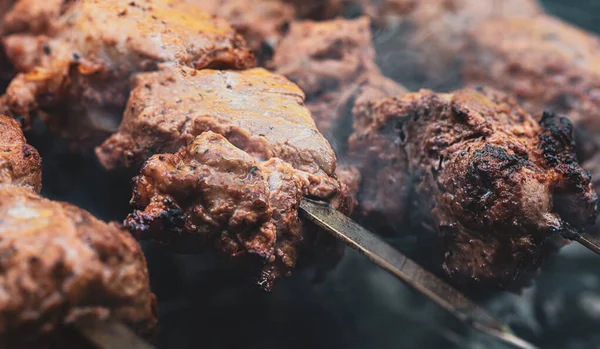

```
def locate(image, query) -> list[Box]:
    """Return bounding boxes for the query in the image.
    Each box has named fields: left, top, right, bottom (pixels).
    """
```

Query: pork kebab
left=0, top=114, right=158, bottom=348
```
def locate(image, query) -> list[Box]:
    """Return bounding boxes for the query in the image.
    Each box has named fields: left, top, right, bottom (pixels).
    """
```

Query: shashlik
left=348, top=87, right=598, bottom=290
left=96, top=65, right=353, bottom=290
left=0, top=0, right=255, bottom=144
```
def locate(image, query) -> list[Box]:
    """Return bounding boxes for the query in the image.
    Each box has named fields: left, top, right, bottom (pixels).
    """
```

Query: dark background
left=29, top=1, right=600, bottom=349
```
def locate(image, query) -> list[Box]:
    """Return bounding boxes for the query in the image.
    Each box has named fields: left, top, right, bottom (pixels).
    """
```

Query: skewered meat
left=0, top=114, right=41, bottom=192
left=185, top=0, right=295, bottom=64
left=348, top=88, right=598, bottom=290
left=356, top=0, right=542, bottom=90
left=272, top=17, right=406, bottom=150
left=96, top=65, right=352, bottom=290
left=462, top=15, right=600, bottom=172
left=0, top=0, right=254, bottom=144
left=0, top=184, right=157, bottom=343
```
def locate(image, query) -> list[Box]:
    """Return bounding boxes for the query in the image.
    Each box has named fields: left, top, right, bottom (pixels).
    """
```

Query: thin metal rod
left=299, top=198, right=537, bottom=349
left=74, top=318, right=157, bottom=349
left=560, top=225, right=600, bottom=256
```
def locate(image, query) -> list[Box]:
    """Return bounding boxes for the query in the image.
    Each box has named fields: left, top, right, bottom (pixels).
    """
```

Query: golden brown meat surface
left=96, top=66, right=352, bottom=289
left=1, top=0, right=255, bottom=144
left=358, top=0, right=542, bottom=90
left=184, top=0, right=295, bottom=63
left=348, top=88, right=598, bottom=290
left=0, top=114, right=41, bottom=192
left=272, top=17, right=406, bottom=149
left=97, top=65, right=336, bottom=176
left=0, top=185, right=157, bottom=343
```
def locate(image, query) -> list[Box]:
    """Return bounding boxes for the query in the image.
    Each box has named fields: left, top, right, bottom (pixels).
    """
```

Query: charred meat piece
left=0, top=114, right=41, bottom=192
left=272, top=17, right=406, bottom=150
left=185, top=0, right=295, bottom=64
left=127, top=132, right=350, bottom=291
left=96, top=65, right=352, bottom=289
left=355, top=0, right=542, bottom=90
left=348, top=88, right=598, bottom=290
left=0, top=0, right=254, bottom=144
left=0, top=184, right=157, bottom=343
left=463, top=15, right=600, bottom=164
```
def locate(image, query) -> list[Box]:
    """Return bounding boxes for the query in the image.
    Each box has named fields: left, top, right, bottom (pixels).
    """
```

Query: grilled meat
left=348, top=88, right=598, bottom=290
left=272, top=17, right=406, bottom=150
left=185, top=0, right=295, bottom=64
left=0, top=114, right=41, bottom=192
left=462, top=15, right=600, bottom=170
left=96, top=65, right=352, bottom=290
left=0, top=0, right=254, bottom=144
left=0, top=184, right=157, bottom=343
left=355, top=0, right=542, bottom=90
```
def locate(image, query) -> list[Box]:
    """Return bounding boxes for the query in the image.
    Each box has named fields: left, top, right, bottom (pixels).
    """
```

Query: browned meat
left=1, top=0, right=62, bottom=34
left=355, top=0, right=542, bottom=90
left=95, top=65, right=352, bottom=290
left=0, top=0, right=16, bottom=92
left=272, top=17, right=406, bottom=150
left=127, top=132, right=350, bottom=290
left=348, top=88, right=598, bottom=290
left=462, top=15, right=600, bottom=164
left=97, top=65, right=335, bottom=174
left=184, top=0, right=295, bottom=64
left=0, top=0, right=255, bottom=144
left=0, top=184, right=157, bottom=344
left=0, top=114, right=41, bottom=192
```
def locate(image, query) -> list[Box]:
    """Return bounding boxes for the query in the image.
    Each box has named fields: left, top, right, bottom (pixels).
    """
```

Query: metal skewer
left=558, top=224, right=600, bottom=256
left=75, top=318, right=157, bottom=349
left=299, top=198, right=538, bottom=349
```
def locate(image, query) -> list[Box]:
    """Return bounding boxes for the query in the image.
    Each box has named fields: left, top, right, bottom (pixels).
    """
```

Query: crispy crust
left=1, top=0, right=255, bottom=144
left=349, top=88, right=598, bottom=290
left=0, top=185, right=157, bottom=343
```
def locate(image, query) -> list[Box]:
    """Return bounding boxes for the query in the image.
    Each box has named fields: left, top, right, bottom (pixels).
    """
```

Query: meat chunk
left=1, top=0, right=62, bottom=34
left=355, top=0, right=542, bottom=90
left=0, top=114, right=41, bottom=192
left=127, top=132, right=350, bottom=290
left=0, top=184, right=157, bottom=343
left=185, top=0, right=295, bottom=64
left=348, top=88, right=598, bottom=290
left=272, top=17, right=406, bottom=150
left=96, top=65, right=352, bottom=289
left=463, top=15, right=600, bottom=163
left=0, top=0, right=255, bottom=144
left=97, top=65, right=336, bottom=175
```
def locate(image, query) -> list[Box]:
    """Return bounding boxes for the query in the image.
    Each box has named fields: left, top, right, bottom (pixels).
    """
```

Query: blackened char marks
left=349, top=88, right=598, bottom=291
